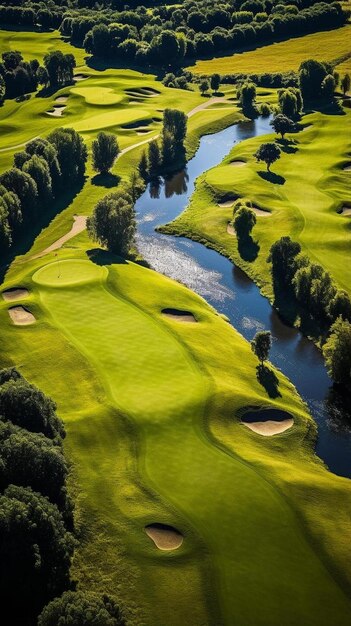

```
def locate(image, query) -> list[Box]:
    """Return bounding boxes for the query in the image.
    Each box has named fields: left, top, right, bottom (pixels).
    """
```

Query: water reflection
left=134, top=119, right=351, bottom=478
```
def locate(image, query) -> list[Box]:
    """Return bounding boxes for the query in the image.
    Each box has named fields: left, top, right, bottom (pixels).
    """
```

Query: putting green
left=33, top=259, right=107, bottom=287
left=71, top=86, right=125, bottom=106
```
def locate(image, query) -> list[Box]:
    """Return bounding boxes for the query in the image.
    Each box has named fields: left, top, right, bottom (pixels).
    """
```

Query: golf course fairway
left=1, top=254, right=351, bottom=626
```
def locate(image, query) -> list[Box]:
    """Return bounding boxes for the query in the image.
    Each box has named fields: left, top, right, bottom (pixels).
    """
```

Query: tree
left=239, top=80, right=256, bottom=111
left=23, top=154, right=53, bottom=203
left=38, top=591, right=126, bottom=626
left=278, top=88, right=301, bottom=118
left=270, top=114, right=295, bottom=139
left=323, top=317, right=351, bottom=387
left=43, top=51, right=76, bottom=86
left=25, top=138, right=61, bottom=193
left=251, top=330, right=272, bottom=365
left=210, top=73, right=220, bottom=93
left=268, top=236, right=301, bottom=283
left=163, top=108, right=187, bottom=147
left=321, top=74, right=335, bottom=100
left=327, top=290, right=351, bottom=323
left=0, top=421, right=68, bottom=506
left=199, top=79, right=209, bottom=95
left=48, top=128, right=87, bottom=183
left=162, top=129, right=174, bottom=166
left=233, top=206, right=256, bottom=239
left=92, top=132, right=119, bottom=175
left=87, top=190, right=136, bottom=256
left=148, top=140, right=161, bottom=178
left=0, top=379, right=65, bottom=440
left=340, top=73, right=350, bottom=96
left=0, top=485, right=73, bottom=623
left=254, top=142, right=281, bottom=171
left=299, top=59, right=327, bottom=101
left=0, top=167, right=37, bottom=219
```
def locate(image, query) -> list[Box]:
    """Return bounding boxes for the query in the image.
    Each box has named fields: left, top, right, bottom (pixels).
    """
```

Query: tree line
left=0, top=127, right=87, bottom=255
left=0, top=50, right=76, bottom=104
left=0, top=366, right=126, bottom=625
left=0, top=1, right=347, bottom=69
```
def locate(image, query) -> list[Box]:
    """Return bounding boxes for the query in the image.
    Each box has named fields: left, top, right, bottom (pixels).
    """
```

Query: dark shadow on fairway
left=0, top=178, right=85, bottom=284
left=256, top=364, right=281, bottom=398
left=277, top=139, right=298, bottom=154
left=237, top=234, right=259, bottom=262
left=258, top=170, right=285, bottom=185
left=87, top=248, right=127, bottom=266
left=91, top=173, right=120, bottom=188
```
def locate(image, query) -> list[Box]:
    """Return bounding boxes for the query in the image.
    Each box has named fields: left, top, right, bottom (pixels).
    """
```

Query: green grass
left=187, top=25, right=351, bottom=76
left=1, top=253, right=351, bottom=625
left=162, top=108, right=351, bottom=308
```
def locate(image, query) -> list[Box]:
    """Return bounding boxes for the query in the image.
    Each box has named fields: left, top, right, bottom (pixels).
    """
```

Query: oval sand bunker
left=162, top=308, right=197, bottom=322
left=33, top=259, right=107, bottom=287
left=2, top=288, right=29, bottom=301
left=145, top=524, right=183, bottom=551
left=8, top=306, right=35, bottom=325
left=241, top=408, right=294, bottom=436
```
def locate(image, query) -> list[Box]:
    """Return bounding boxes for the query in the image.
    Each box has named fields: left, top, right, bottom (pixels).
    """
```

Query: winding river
left=134, top=117, right=351, bottom=479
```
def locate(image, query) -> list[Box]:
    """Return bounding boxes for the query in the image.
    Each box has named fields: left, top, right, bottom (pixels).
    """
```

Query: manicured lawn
left=1, top=253, right=351, bottom=625
left=188, top=25, right=351, bottom=76
left=162, top=108, right=351, bottom=304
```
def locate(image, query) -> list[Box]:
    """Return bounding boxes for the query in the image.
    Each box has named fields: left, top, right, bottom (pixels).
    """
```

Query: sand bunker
left=46, top=106, right=66, bottom=117
left=339, top=206, right=351, bottom=216
left=302, top=125, right=312, bottom=131
left=343, top=164, right=351, bottom=171
left=243, top=419, right=293, bottom=436
left=161, top=308, right=197, bottom=322
left=227, top=223, right=236, bottom=236
left=2, top=288, right=29, bottom=302
left=8, top=306, right=35, bottom=325
left=74, top=74, right=88, bottom=81
left=55, top=96, right=68, bottom=104
left=230, top=160, right=246, bottom=167
left=145, top=524, right=183, bottom=551
left=32, top=215, right=87, bottom=259
left=251, top=206, right=271, bottom=217
left=241, top=408, right=294, bottom=436
left=219, top=199, right=235, bottom=208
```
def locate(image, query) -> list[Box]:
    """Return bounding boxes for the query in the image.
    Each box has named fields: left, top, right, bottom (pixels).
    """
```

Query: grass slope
left=161, top=108, right=351, bottom=307
left=1, top=252, right=351, bottom=626
left=188, top=25, right=351, bottom=76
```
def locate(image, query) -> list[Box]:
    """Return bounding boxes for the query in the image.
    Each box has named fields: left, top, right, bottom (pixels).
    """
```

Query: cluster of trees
left=0, top=367, right=72, bottom=624
left=138, top=108, right=187, bottom=179
left=0, top=366, right=127, bottom=625
left=0, top=50, right=76, bottom=103
left=267, top=236, right=351, bottom=386
left=232, top=199, right=257, bottom=239
left=0, top=128, right=87, bottom=255
left=298, top=59, right=350, bottom=103
left=77, top=1, right=347, bottom=66
left=222, top=70, right=299, bottom=89
left=0, top=2, right=347, bottom=68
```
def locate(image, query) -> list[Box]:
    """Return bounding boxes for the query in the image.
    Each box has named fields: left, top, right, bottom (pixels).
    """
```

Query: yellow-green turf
left=188, top=25, right=351, bottom=76
left=161, top=108, right=351, bottom=308
left=1, top=27, right=351, bottom=626
left=1, top=253, right=351, bottom=626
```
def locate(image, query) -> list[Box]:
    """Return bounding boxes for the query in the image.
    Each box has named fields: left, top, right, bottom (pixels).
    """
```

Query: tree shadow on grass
left=258, top=170, right=285, bottom=185
left=87, top=248, right=127, bottom=266
left=91, top=173, right=120, bottom=188
left=237, top=234, right=259, bottom=262
left=256, top=364, right=281, bottom=398
left=276, top=138, right=298, bottom=154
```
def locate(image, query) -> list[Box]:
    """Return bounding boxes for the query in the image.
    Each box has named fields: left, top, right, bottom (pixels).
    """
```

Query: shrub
left=38, top=591, right=126, bottom=626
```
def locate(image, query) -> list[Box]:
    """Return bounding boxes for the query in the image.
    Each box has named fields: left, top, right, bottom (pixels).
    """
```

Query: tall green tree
left=340, top=73, right=350, bottom=96
left=233, top=206, right=256, bottom=239
left=254, top=142, right=281, bottom=171
left=210, top=73, right=220, bottom=93
left=270, top=114, right=295, bottom=139
left=92, top=132, right=119, bottom=175
left=48, top=128, right=87, bottom=183
left=251, top=330, right=272, bottom=365
left=87, top=190, right=136, bottom=257
left=268, top=236, right=301, bottom=283
left=299, top=59, right=327, bottom=101
left=23, top=154, right=53, bottom=203
left=323, top=317, right=351, bottom=387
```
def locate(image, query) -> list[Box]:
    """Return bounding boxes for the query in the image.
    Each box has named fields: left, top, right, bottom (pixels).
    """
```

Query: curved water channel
left=134, top=117, right=351, bottom=478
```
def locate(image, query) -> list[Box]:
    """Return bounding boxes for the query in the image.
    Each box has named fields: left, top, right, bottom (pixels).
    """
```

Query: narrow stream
left=134, top=118, right=351, bottom=478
